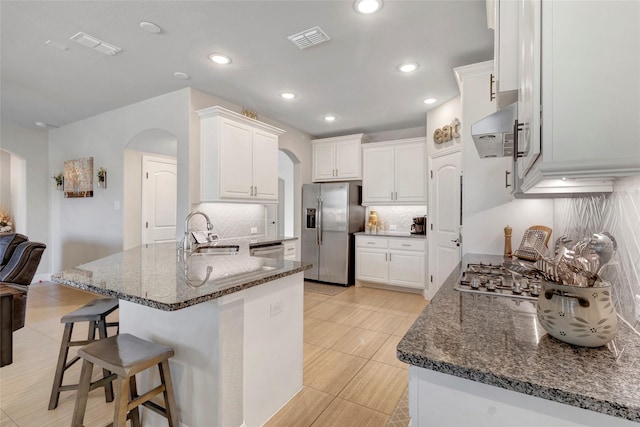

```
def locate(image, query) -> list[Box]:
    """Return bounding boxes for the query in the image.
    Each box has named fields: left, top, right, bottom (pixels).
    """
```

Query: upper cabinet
left=490, top=0, right=519, bottom=109
left=362, top=138, right=427, bottom=205
left=312, top=134, right=364, bottom=182
left=197, top=106, right=284, bottom=203
left=516, top=0, right=640, bottom=193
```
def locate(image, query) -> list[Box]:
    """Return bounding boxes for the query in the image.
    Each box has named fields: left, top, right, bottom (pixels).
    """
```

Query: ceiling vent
left=70, top=32, right=122, bottom=56
left=287, top=26, right=330, bottom=50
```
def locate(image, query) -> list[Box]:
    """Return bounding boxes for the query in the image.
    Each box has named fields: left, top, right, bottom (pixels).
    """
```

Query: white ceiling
left=0, top=1, right=493, bottom=138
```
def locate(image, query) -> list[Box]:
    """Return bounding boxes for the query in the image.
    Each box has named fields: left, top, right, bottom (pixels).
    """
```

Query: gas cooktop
left=454, top=262, right=543, bottom=301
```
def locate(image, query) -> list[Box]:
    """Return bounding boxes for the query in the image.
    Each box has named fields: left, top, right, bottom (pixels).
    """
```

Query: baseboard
left=31, top=273, right=52, bottom=284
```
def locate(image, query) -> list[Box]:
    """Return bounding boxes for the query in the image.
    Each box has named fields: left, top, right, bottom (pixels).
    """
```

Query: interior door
left=142, top=155, right=177, bottom=244
left=428, top=151, right=461, bottom=298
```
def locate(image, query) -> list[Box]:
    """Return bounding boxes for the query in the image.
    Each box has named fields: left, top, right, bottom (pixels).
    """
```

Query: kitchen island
left=398, top=254, right=640, bottom=426
left=52, top=239, right=310, bottom=427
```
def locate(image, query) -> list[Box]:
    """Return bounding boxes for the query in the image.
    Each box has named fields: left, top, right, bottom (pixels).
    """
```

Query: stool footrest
left=130, top=384, right=165, bottom=411
left=142, top=399, right=170, bottom=418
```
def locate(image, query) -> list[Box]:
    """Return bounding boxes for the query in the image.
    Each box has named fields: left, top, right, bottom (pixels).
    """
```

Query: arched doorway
left=122, top=129, right=178, bottom=250
left=0, top=149, right=26, bottom=234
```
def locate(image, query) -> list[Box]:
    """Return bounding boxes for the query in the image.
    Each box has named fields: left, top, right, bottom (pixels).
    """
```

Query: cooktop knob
left=487, top=280, right=496, bottom=291
left=513, top=282, right=522, bottom=294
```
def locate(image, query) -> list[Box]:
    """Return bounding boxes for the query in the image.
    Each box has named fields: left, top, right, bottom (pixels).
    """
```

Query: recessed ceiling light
left=35, top=121, right=59, bottom=129
left=45, top=40, right=68, bottom=51
left=354, top=0, right=383, bottom=14
left=139, top=21, right=162, bottom=34
left=324, top=115, right=336, bottom=122
left=173, top=72, right=190, bottom=80
left=423, top=98, right=437, bottom=105
left=280, top=92, right=296, bottom=100
left=208, top=53, right=231, bottom=65
left=398, top=63, right=418, bottom=73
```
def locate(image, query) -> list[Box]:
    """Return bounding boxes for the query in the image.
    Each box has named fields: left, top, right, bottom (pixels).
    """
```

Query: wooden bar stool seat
left=49, top=297, right=119, bottom=410
left=71, top=333, right=179, bottom=427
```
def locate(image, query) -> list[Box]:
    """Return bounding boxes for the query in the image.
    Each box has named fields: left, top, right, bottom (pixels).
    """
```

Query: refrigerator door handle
left=316, top=198, right=321, bottom=245
left=318, top=198, right=323, bottom=245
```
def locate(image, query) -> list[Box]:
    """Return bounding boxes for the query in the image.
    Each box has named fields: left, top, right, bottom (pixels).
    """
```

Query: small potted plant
left=52, top=172, right=63, bottom=190
left=97, top=167, right=107, bottom=188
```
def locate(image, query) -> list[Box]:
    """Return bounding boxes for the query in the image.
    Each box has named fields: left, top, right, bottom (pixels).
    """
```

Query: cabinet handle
left=367, top=242, right=375, bottom=244
left=391, top=192, right=394, bottom=200
left=401, top=244, right=411, bottom=247
left=335, top=169, right=338, bottom=177
left=394, top=191, right=397, bottom=200
left=513, top=120, right=524, bottom=161
left=505, top=171, right=511, bottom=188
left=389, top=253, right=392, bottom=261
left=489, top=73, right=496, bottom=101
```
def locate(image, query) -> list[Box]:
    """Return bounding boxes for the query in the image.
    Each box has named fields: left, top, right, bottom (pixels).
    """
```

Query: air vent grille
left=287, top=26, right=330, bottom=50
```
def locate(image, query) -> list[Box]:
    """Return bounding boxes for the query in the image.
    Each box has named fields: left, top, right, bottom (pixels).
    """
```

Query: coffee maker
left=411, top=216, right=427, bottom=235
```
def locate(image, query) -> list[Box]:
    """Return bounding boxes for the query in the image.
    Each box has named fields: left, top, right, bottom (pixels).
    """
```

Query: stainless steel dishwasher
left=249, top=242, right=284, bottom=259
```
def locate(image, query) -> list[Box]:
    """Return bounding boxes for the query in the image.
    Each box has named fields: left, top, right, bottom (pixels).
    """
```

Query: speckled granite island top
left=51, top=239, right=310, bottom=311
left=397, top=254, right=640, bottom=422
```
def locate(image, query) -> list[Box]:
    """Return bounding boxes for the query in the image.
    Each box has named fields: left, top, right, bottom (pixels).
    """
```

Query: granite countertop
left=397, top=253, right=640, bottom=422
left=354, top=231, right=427, bottom=239
left=51, top=238, right=309, bottom=312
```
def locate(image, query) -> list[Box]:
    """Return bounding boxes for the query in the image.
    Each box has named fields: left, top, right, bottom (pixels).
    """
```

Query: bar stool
left=71, top=333, right=179, bottom=427
left=49, top=297, right=119, bottom=410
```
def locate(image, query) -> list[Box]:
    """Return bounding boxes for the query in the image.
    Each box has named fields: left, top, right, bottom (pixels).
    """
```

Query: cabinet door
left=362, top=146, right=394, bottom=203
left=388, top=250, right=425, bottom=288
left=394, top=143, right=427, bottom=203
left=356, top=248, right=388, bottom=283
left=252, top=129, right=279, bottom=201
left=219, top=118, right=253, bottom=199
left=312, top=143, right=336, bottom=181
left=516, top=0, right=541, bottom=178
left=335, top=139, right=361, bottom=179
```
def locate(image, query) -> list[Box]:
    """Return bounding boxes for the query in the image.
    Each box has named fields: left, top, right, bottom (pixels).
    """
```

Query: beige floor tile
left=304, top=349, right=367, bottom=396
left=264, top=387, right=334, bottom=427
left=330, top=327, right=389, bottom=359
left=304, top=342, right=328, bottom=367
left=338, top=360, right=407, bottom=414
left=304, top=318, right=353, bottom=348
left=360, top=310, right=406, bottom=335
left=391, top=316, right=418, bottom=337
left=1, top=409, right=18, bottom=426
left=372, top=335, right=408, bottom=369
left=311, top=397, right=388, bottom=427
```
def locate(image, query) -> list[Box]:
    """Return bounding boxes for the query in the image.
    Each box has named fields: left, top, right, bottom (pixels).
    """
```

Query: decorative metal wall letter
left=433, top=118, right=461, bottom=144
left=64, top=157, right=94, bottom=198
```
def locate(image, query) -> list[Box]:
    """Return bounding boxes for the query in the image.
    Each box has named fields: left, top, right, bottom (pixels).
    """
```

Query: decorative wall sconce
left=52, top=173, right=64, bottom=190
left=433, top=117, right=461, bottom=144
left=97, top=167, right=107, bottom=189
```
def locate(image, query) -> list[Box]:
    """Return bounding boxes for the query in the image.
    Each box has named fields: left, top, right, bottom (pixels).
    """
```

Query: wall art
left=64, top=157, right=94, bottom=198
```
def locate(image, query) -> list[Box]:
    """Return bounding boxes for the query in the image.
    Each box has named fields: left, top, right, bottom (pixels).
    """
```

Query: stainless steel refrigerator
left=302, top=182, right=365, bottom=286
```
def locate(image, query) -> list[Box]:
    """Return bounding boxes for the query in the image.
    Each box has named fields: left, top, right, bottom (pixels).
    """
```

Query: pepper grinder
left=504, top=225, right=513, bottom=257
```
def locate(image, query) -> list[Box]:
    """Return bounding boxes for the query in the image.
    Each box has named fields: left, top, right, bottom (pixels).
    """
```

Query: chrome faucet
left=182, top=211, right=215, bottom=255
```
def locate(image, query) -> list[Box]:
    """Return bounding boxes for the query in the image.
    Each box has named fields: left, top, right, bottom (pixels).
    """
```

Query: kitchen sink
left=190, top=245, right=239, bottom=255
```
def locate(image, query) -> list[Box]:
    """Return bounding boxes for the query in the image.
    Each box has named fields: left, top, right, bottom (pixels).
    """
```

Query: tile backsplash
left=365, top=205, right=427, bottom=233
left=553, top=175, right=640, bottom=331
left=193, top=203, right=265, bottom=239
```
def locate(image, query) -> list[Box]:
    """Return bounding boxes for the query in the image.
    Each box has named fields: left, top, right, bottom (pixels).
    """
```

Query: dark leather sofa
left=0, top=233, right=46, bottom=366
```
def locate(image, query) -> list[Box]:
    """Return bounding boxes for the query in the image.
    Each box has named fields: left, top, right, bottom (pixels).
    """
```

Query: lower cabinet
left=355, top=236, right=426, bottom=289
left=284, top=241, right=297, bottom=261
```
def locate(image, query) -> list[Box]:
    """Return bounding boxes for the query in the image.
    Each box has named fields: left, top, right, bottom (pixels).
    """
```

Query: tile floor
left=0, top=281, right=426, bottom=426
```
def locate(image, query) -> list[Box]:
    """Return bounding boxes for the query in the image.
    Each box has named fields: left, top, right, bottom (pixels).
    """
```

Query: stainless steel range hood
left=470, top=103, right=517, bottom=158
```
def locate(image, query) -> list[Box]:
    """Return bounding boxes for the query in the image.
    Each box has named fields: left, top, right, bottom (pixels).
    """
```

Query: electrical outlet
left=251, top=227, right=258, bottom=234
left=635, top=295, right=640, bottom=323
left=270, top=301, right=283, bottom=317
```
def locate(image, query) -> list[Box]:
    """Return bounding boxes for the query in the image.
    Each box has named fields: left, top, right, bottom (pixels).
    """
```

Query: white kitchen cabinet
left=455, top=61, right=514, bottom=211
left=490, top=0, right=519, bottom=109
left=356, top=235, right=425, bottom=289
left=283, top=240, right=297, bottom=261
left=312, top=134, right=364, bottom=182
left=362, top=138, right=426, bottom=205
left=197, top=106, right=284, bottom=203
left=516, top=0, right=640, bottom=193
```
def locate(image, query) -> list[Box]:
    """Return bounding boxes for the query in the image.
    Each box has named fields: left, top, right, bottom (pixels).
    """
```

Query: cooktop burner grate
left=455, top=262, right=542, bottom=301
